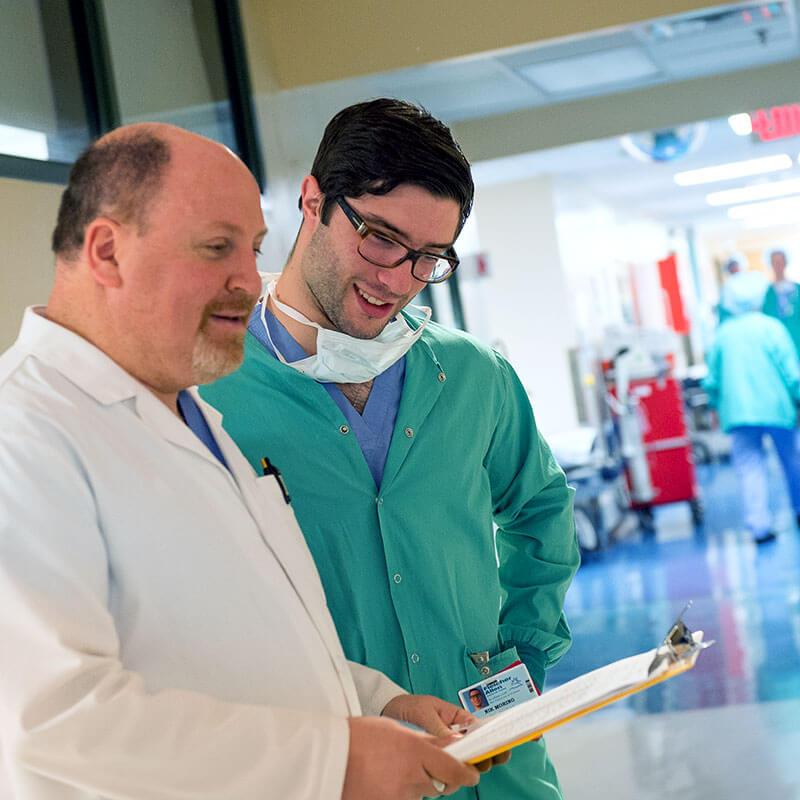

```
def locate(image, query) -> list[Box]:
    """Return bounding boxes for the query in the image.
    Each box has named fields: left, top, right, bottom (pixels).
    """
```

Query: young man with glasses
left=201, top=98, right=579, bottom=800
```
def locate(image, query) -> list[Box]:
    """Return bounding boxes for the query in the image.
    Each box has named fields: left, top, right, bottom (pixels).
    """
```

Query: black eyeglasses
left=336, top=197, right=459, bottom=284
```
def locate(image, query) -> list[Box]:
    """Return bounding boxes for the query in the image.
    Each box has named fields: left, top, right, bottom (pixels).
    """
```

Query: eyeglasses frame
left=335, top=196, right=459, bottom=284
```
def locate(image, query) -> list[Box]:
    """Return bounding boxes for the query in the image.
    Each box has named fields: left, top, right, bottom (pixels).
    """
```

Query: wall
left=0, top=0, right=56, bottom=132
left=0, top=177, right=63, bottom=348
left=473, top=175, right=579, bottom=435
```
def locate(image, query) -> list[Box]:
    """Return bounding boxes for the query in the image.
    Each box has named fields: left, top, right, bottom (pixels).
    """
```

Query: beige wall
left=0, top=177, right=63, bottom=349
left=241, top=0, right=717, bottom=91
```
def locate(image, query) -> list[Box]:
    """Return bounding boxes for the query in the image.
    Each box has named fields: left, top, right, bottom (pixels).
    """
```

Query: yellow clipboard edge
left=465, top=658, right=696, bottom=765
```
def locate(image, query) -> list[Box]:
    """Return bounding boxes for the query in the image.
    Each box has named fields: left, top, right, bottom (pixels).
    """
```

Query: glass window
left=0, top=0, right=92, bottom=162
left=101, top=0, right=236, bottom=150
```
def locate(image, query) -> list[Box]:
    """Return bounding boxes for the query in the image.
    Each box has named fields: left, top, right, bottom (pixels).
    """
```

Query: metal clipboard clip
left=648, top=601, right=715, bottom=676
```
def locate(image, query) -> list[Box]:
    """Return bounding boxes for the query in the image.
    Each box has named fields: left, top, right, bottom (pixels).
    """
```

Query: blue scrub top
left=177, top=389, right=230, bottom=470
left=248, top=302, right=404, bottom=488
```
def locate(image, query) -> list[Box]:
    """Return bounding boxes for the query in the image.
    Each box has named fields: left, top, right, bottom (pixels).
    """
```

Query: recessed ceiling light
left=728, top=113, right=753, bottom=136
left=707, top=176, right=800, bottom=206
left=674, top=154, right=792, bottom=186
left=727, top=195, right=800, bottom=219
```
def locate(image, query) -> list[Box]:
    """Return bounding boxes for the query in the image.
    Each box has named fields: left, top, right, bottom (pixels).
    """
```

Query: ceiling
left=311, top=1, right=799, bottom=124
left=472, top=115, right=800, bottom=231
left=281, top=1, right=800, bottom=232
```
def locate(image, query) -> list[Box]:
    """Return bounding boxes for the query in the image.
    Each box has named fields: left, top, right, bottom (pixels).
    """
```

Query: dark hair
left=52, top=130, right=171, bottom=259
left=308, top=98, right=474, bottom=233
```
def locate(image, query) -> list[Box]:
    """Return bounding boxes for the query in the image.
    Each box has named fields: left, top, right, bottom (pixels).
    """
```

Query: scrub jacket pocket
left=463, top=644, right=522, bottom=684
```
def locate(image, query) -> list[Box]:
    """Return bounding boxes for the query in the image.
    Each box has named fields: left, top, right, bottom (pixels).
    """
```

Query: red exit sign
left=750, top=104, right=800, bottom=142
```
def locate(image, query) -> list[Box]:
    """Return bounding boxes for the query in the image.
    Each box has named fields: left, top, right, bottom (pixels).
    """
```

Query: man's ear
left=83, top=217, right=123, bottom=288
left=299, top=175, right=325, bottom=228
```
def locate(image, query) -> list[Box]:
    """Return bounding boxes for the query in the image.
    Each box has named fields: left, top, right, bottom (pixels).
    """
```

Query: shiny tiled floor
left=547, top=460, right=800, bottom=799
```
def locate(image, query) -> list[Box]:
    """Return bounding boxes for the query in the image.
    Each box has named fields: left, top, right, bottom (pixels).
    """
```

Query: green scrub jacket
left=201, top=319, right=580, bottom=800
left=763, top=282, right=800, bottom=359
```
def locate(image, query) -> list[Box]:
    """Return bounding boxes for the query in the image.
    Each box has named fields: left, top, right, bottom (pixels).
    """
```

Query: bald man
left=0, top=124, right=481, bottom=800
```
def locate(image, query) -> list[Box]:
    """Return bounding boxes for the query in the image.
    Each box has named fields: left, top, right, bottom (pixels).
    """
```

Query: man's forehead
left=355, top=190, right=460, bottom=246
left=207, top=220, right=267, bottom=236
left=154, top=168, right=263, bottom=225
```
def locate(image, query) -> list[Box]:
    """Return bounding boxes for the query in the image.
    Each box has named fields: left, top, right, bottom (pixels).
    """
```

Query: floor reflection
left=548, top=701, right=800, bottom=799
left=548, top=460, right=800, bottom=798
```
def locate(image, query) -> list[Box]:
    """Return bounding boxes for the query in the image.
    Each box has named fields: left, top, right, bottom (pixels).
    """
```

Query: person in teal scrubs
left=763, top=249, right=800, bottom=359
left=704, top=271, right=800, bottom=544
left=201, top=99, right=579, bottom=800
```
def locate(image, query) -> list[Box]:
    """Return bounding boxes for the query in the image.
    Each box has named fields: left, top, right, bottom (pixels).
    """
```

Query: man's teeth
left=357, top=288, right=387, bottom=306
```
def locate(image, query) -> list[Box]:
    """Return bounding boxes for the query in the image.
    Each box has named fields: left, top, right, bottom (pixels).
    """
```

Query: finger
left=440, top=768, right=479, bottom=796
left=422, top=767, right=448, bottom=797
left=422, top=710, right=454, bottom=738
left=425, top=749, right=480, bottom=791
left=448, top=706, right=475, bottom=727
left=473, top=748, right=511, bottom=773
left=427, top=698, right=473, bottom=732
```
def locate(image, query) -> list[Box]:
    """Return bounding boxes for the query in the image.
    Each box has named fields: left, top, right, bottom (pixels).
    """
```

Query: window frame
left=0, top=0, right=265, bottom=190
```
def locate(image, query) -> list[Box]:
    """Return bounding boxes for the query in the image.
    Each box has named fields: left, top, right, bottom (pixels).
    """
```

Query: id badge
left=458, top=660, right=538, bottom=718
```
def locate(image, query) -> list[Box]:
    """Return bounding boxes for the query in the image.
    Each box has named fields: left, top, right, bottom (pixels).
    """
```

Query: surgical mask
left=261, top=278, right=431, bottom=383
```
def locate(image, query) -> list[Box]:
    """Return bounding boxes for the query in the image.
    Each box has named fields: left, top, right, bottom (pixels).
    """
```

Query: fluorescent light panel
left=743, top=215, right=799, bottom=230
left=707, top=176, right=800, bottom=206
left=727, top=195, right=800, bottom=220
left=674, top=154, right=792, bottom=186
left=0, top=123, right=48, bottom=161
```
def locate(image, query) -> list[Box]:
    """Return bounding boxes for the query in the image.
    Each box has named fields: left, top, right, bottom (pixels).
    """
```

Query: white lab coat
left=0, top=309, right=404, bottom=800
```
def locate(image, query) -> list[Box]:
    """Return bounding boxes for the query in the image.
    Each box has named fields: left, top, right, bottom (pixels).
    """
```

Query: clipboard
left=445, top=604, right=713, bottom=764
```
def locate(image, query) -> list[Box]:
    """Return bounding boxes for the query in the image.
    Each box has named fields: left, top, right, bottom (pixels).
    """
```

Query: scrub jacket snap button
left=339, top=424, right=350, bottom=435
left=437, top=372, right=446, bottom=383
left=404, top=427, right=414, bottom=438
left=393, top=573, right=402, bottom=584
left=410, top=653, right=420, bottom=664
left=480, top=666, right=491, bottom=676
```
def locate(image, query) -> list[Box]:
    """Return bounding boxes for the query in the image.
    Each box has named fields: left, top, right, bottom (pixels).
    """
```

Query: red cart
left=608, top=375, right=703, bottom=529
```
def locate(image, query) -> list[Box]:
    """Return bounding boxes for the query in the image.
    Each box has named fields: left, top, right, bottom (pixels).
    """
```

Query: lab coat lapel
left=380, top=338, right=444, bottom=490
left=203, top=396, right=359, bottom=710
left=132, top=387, right=233, bottom=478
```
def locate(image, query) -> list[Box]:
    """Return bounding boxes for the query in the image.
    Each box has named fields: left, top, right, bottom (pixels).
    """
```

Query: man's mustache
left=201, top=291, right=258, bottom=325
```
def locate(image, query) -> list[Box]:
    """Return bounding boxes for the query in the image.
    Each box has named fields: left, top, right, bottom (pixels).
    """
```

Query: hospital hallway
left=545, top=458, right=800, bottom=799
